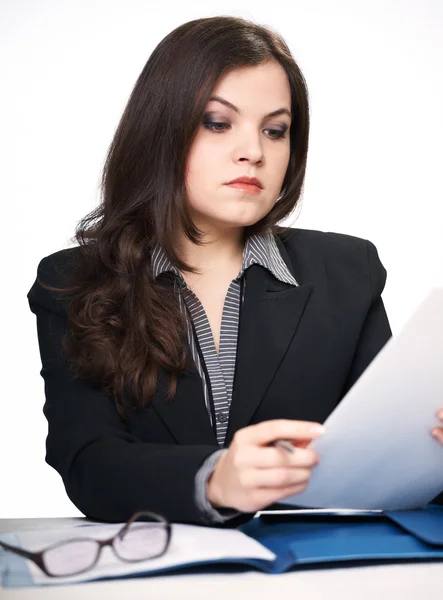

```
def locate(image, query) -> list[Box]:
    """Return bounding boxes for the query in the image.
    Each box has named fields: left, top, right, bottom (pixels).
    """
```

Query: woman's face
left=185, top=60, right=292, bottom=233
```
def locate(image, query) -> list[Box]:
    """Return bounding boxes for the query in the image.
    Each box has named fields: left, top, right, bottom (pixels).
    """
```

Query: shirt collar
left=151, top=229, right=299, bottom=287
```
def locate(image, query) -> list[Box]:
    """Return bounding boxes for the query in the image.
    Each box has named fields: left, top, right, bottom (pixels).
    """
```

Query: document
left=0, top=522, right=276, bottom=585
left=283, top=288, right=443, bottom=510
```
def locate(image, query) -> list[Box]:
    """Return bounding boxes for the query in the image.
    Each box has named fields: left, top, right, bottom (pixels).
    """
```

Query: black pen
left=269, top=439, right=295, bottom=454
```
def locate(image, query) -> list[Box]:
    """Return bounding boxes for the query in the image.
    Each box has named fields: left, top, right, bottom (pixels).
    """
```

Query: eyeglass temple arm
left=0, top=540, right=36, bottom=561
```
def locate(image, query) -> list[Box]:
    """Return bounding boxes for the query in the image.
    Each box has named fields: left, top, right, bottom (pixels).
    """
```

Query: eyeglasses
left=0, top=510, right=171, bottom=577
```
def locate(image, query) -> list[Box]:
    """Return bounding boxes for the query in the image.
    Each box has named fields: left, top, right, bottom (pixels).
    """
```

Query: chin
left=213, top=216, right=264, bottom=229
left=213, top=207, right=269, bottom=224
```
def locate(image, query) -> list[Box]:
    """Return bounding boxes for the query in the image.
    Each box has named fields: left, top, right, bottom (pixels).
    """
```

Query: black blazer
left=27, top=228, right=406, bottom=527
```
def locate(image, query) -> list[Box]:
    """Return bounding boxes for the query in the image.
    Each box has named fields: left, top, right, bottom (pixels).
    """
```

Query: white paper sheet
left=3, top=521, right=275, bottom=585
left=283, top=287, right=443, bottom=510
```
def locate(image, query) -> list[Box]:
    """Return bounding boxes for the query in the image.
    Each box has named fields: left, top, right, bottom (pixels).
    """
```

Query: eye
left=204, top=121, right=228, bottom=132
left=203, top=120, right=287, bottom=140
left=267, top=128, right=287, bottom=140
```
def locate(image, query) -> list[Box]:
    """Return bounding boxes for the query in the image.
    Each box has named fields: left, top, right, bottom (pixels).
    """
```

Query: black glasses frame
left=0, top=510, right=171, bottom=577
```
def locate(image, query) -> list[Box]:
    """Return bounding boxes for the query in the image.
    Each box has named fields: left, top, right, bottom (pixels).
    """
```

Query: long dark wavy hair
left=39, top=16, right=310, bottom=419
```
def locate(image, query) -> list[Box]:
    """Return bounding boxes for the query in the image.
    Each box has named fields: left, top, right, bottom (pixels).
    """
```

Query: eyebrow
left=208, top=95, right=292, bottom=120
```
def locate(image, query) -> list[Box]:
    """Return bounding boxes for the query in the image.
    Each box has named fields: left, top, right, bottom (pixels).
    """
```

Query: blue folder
left=238, top=504, right=443, bottom=573
left=2, top=505, right=443, bottom=587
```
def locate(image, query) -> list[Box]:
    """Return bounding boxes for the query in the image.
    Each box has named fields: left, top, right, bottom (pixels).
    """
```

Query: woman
left=27, top=16, right=443, bottom=527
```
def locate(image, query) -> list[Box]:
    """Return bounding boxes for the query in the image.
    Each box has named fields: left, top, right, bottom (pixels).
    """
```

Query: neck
left=175, top=226, right=246, bottom=276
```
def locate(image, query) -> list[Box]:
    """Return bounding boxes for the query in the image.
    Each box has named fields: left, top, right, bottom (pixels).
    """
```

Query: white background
left=1, top=0, right=442, bottom=518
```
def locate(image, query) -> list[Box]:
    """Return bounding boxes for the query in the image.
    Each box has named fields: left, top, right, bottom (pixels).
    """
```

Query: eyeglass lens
left=42, top=522, right=168, bottom=576
left=43, top=539, right=100, bottom=577
left=114, top=523, right=168, bottom=561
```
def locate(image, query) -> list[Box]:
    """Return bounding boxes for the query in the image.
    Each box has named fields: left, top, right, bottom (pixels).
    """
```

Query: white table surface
left=1, top=517, right=442, bottom=600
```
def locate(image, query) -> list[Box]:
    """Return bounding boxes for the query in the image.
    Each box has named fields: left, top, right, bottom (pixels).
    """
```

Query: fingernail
left=438, top=410, right=443, bottom=420
left=309, top=424, right=325, bottom=435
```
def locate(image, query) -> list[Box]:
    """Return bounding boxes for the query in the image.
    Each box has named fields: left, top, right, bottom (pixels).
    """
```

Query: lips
left=226, top=176, right=263, bottom=189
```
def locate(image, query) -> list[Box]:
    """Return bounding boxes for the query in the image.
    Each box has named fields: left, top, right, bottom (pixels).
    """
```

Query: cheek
left=186, top=143, right=222, bottom=190
left=186, top=164, right=213, bottom=196
left=273, top=145, right=290, bottom=174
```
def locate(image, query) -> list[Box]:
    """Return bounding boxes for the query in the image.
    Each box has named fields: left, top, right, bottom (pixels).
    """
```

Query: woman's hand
left=206, top=419, right=324, bottom=513
left=431, top=409, right=443, bottom=444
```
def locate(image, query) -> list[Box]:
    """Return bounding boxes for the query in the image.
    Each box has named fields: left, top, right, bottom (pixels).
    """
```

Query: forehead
left=209, top=61, right=291, bottom=111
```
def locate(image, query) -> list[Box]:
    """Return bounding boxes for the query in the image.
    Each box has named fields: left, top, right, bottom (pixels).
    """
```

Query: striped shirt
left=151, top=228, right=299, bottom=522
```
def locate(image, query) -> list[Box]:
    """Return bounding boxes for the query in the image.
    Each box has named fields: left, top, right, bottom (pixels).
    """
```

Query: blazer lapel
left=150, top=233, right=313, bottom=448
left=224, top=235, right=313, bottom=446
left=151, top=357, right=218, bottom=446
left=150, top=274, right=218, bottom=446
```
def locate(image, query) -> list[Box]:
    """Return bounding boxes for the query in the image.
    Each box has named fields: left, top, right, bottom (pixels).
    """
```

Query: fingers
left=234, top=481, right=310, bottom=513
left=234, top=419, right=325, bottom=446
left=431, top=427, right=443, bottom=444
left=296, top=440, right=312, bottom=449
left=213, top=420, right=325, bottom=513
left=235, top=445, right=318, bottom=469
left=239, top=466, right=313, bottom=489
left=431, top=409, right=443, bottom=443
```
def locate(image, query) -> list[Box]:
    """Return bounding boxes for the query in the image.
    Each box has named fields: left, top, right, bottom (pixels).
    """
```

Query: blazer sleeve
left=27, top=253, right=255, bottom=527
left=339, top=239, right=393, bottom=398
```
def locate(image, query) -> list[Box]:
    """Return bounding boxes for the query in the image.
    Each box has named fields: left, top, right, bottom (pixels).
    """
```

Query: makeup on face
left=202, top=112, right=289, bottom=141
left=225, top=181, right=263, bottom=194
left=203, top=93, right=291, bottom=140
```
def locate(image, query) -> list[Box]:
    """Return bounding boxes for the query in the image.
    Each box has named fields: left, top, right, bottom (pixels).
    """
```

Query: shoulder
left=27, top=246, right=85, bottom=314
left=279, top=226, right=370, bottom=255
left=277, top=227, right=387, bottom=298
left=34, top=246, right=84, bottom=281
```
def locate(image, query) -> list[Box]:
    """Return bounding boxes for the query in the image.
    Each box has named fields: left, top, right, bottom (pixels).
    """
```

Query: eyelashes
left=202, top=119, right=288, bottom=140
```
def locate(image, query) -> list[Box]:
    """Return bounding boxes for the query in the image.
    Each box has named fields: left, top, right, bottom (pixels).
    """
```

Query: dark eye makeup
left=202, top=113, right=288, bottom=140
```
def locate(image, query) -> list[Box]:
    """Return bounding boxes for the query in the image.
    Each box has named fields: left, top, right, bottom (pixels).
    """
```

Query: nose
left=234, top=129, right=264, bottom=164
